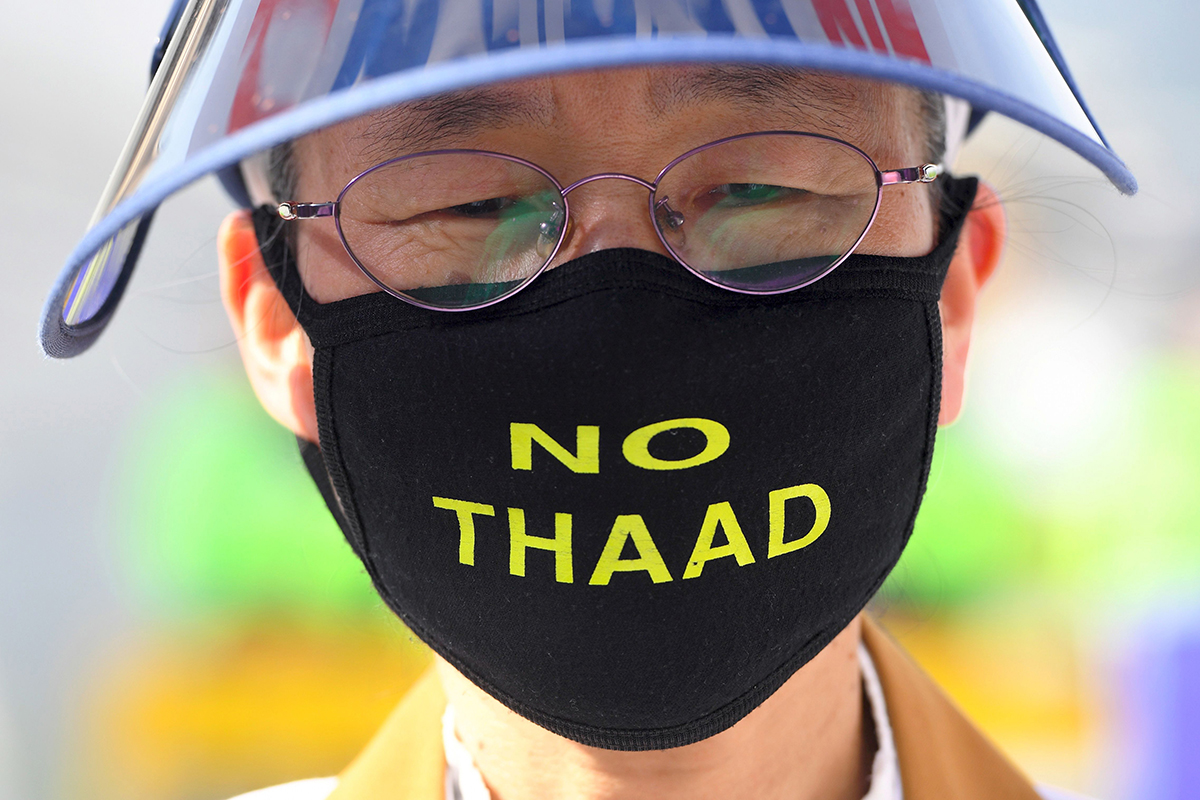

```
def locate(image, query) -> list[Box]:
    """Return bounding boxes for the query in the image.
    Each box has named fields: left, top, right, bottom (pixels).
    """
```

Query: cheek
left=855, top=183, right=936, bottom=257
left=295, top=223, right=383, bottom=303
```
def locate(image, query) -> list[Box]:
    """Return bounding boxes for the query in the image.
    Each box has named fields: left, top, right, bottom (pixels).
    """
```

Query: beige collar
left=859, top=618, right=1043, bottom=800
left=330, top=617, right=1042, bottom=800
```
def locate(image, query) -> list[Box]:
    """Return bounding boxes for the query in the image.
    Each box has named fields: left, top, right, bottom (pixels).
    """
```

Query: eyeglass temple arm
left=880, top=164, right=942, bottom=186
left=277, top=202, right=336, bottom=220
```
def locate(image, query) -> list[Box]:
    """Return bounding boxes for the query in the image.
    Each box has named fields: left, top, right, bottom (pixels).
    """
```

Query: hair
left=265, top=140, right=299, bottom=207
left=916, top=89, right=955, bottom=222
left=917, top=89, right=947, bottom=165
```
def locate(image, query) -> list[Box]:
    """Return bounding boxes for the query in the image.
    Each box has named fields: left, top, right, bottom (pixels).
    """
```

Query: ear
left=218, top=210, right=320, bottom=443
left=938, top=181, right=1006, bottom=426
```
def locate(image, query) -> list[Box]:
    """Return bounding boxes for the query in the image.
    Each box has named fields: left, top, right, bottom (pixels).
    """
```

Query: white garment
left=859, top=643, right=903, bottom=800
left=231, top=772, right=1090, bottom=800
left=443, top=701, right=493, bottom=800
left=226, top=777, right=339, bottom=800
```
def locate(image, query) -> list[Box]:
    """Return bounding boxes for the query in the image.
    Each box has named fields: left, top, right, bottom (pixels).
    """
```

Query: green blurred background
left=1, top=1, right=1198, bottom=799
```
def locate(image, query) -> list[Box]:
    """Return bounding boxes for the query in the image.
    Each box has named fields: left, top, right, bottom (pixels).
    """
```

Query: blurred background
left=1, top=1, right=1198, bottom=798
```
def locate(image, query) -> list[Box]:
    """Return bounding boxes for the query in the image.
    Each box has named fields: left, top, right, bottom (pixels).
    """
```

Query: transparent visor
left=46, top=0, right=1132, bottom=355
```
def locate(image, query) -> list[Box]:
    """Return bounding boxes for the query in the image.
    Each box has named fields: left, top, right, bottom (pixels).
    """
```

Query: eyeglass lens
left=653, top=134, right=879, bottom=292
left=337, top=152, right=566, bottom=308
left=335, top=135, right=879, bottom=310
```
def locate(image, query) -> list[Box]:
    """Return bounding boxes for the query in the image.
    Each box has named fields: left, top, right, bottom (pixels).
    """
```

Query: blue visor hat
left=40, top=0, right=1137, bottom=358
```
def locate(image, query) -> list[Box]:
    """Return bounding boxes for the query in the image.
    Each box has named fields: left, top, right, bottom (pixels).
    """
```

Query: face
left=219, top=64, right=1004, bottom=443
left=284, top=66, right=940, bottom=303
left=218, top=65, right=1006, bottom=745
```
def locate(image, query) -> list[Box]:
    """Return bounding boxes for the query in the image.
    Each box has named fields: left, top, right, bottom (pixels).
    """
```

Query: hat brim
left=41, top=0, right=1136, bottom=358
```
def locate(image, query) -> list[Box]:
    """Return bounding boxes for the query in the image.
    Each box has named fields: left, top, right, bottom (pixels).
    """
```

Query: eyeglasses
left=277, top=131, right=941, bottom=311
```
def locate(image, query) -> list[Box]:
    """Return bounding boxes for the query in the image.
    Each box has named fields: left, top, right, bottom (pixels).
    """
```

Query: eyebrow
left=355, top=86, right=555, bottom=159
left=354, top=65, right=868, bottom=157
left=652, top=65, right=866, bottom=133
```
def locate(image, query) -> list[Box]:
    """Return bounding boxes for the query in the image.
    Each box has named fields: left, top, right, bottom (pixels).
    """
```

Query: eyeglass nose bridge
left=560, top=172, right=657, bottom=194
left=555, top=172, right=683, bottom=254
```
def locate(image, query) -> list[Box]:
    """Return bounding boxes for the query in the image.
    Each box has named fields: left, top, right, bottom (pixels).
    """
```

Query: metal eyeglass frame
left=276, top=130, right=942, bottom=312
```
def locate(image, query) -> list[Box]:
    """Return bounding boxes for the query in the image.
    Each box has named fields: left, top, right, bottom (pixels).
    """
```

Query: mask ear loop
left=250, top=203, right=368, bottom=558
left=297, top=435, right=355, bottom=535
left=250, top=203, right=315, bottom=322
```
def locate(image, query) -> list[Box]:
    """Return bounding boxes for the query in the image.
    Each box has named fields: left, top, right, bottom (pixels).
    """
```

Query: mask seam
left=288, top=180, right=970, bottom=750
left=313, top=346, right=470, bottom=665
left=257, top=176, right=977, bottom=345
left=308, top=337, right=884, bottom=748
left=313, top=346, right=376, bottom=568
left=406, top=523, right=914, bottom=750
left=302, top=296, right=948, bottom=751
left=299, top=284, right=945, bottom=348
left=401, top=303, right=945, bottom=749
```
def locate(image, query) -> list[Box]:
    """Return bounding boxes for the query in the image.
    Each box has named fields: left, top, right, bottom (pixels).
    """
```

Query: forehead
left=292, top=65, right=927, bottom=183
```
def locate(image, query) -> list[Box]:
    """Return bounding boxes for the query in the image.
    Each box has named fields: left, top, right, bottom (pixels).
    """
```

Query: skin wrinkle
left=219, top=64, right=1007, bottom=800
left=649, top=66, right=864, bottom=133
left=355, top=67, right=865, bottom=164
left=265, top=67, right=944, bottom=205
left=356, top=87, right=557, bottom=163
left=336, top=67, right=933, bottom=176
left=288, top=67, right=937, bottom=303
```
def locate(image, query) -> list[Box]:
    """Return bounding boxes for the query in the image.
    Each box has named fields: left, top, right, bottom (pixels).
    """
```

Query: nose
left=550, top=173, right=672, bottom=264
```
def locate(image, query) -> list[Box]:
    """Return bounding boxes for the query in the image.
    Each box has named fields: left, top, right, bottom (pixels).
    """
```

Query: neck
left=435, top=615, right=871, bottom=800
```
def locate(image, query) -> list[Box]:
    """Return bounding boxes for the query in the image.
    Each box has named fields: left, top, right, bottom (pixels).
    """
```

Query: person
left=39, top=1, right=1136, bottom=798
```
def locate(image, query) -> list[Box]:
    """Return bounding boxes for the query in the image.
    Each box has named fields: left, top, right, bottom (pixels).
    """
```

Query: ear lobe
left=938, top=181, right=1006, bottom=426
left=218, top=210, right=320, bottom=443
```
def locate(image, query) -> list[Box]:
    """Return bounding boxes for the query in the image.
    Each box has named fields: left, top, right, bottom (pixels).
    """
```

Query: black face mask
left=255, top=175, right=976, bottom=751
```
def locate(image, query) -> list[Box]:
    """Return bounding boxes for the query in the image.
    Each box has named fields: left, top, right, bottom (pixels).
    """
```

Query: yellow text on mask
left=430, top=483, right=830, bottom=585
left=510, top=419, right=730, bottom=473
